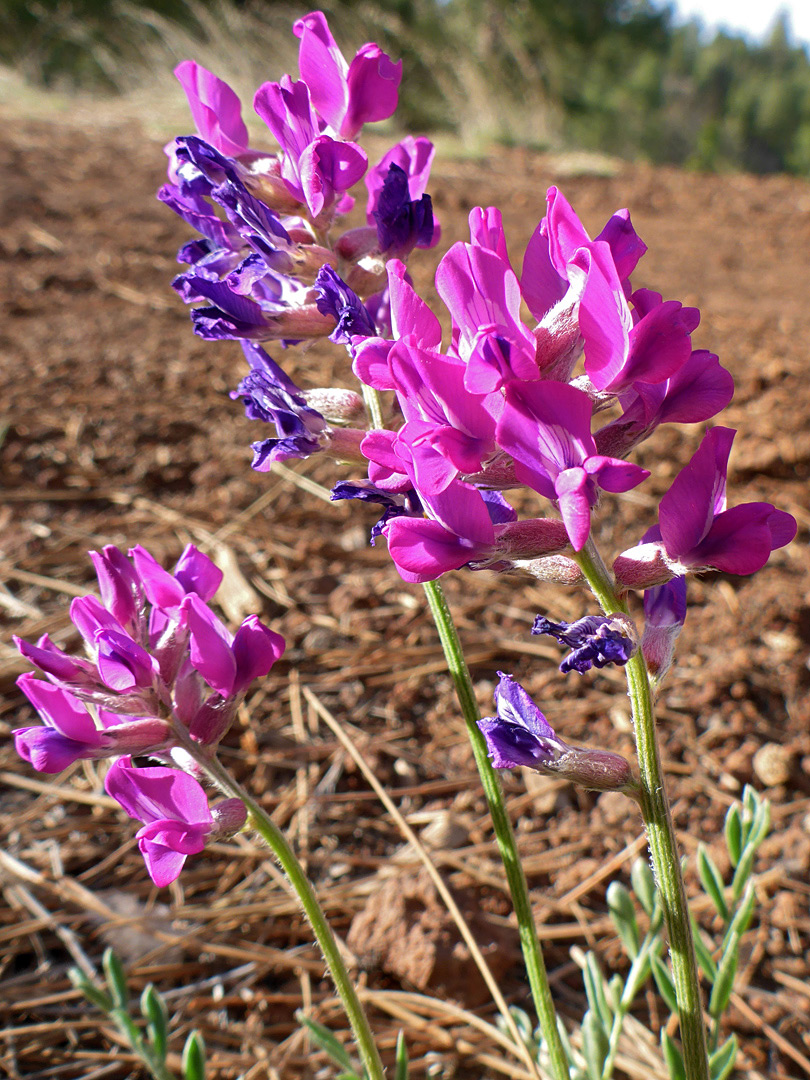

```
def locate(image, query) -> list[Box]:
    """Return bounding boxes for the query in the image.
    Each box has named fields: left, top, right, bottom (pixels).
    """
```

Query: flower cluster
left=161, top=11, right=437, bottom=365
left=156, top=9, right=796, bottom=792
left=13, top=545, right=285, bottom=885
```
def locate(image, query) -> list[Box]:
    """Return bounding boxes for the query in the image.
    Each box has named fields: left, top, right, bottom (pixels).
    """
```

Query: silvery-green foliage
left=70, top=948, right=206, bottom=1080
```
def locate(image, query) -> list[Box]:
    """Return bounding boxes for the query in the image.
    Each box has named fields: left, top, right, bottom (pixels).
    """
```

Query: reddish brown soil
left=1, top=117, right=809, bottom=1079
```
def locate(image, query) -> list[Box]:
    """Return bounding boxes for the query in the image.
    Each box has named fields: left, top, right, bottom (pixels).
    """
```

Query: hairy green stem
left=575, top=539, right=710, bottom=1080
left=181, top=739, right=386, bottom=1080
left=422, top=579, right=569, bottom=1080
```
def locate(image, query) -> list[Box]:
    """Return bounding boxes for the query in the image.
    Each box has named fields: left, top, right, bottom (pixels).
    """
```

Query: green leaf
left=725, top=881, right=756, bottom=946
left=110, top=1008, right=144, bottom=1051
left=709, top=1033, right=738, bottom=1080
left=583, top=952, right=613, bottom=1032
left=508, top=1005, right=534, bottom=1045
left=630, top=857, right=657, bottom=917
left=724, top=804, right=743, bottom=867
left=394, top=1030, right=409, bottom=1080
left=690, top=918, right=718, bottom=983
left=581, top=1009, right=609, bottom=1080
left=697, top=844, right=730, bottom=922
left=731, top=789, right=770, bottom=897
left=661, top=1031, right=687, bottom=1080
left=68, top=968, right=113, bottom=1013
left=297, top=1013, right=354, bottom=1071
left=651, top=954, right=679, bottom=1015
left=608, top=973, right=624, bottom=1011
left=607, top=881, right=640, bottom=958
left=102, top=948, right=129, bottom=1009
left=182, top=1030, right=206, bottom=1080
left=708, top=933, right=740, bottom=1019
left=141, top=984, right=168, bottom=1061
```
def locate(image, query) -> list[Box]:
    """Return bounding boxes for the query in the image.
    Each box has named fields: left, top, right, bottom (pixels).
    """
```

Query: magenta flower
left=15, top=545, right=286, bottom=752
left=254, top=75, right=368, bottom=220
left=13, top=675, right=170, bottom=774
left=293, top=11, right=402, bottom=139
left=173, top=61, right=250, bottom=158
left=614, top=427, right=797, bottom=587
left=496, top=380, right=649, bottom=550
left=105, top=757, right=246, bottom=887
left=435, top=241, right=538, bottom=393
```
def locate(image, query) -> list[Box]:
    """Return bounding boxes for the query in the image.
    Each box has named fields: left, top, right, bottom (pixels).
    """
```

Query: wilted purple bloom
left=331, top=479, right=422, bottom=541
left=293, top=11, right=402, bottom=139
left=642, top=577, right=687, bottom=682
left=314, top=265, right=377, bottom=345
left=232, top=364, right=327, bottom=467
left=174, top=61, right=250, bottom=158
left=105, top=756, right=247, bottom=887
left=371, top=164, right=434, bottom=258
left=478, top=673, right=633, bottom=792
left=532, top=614, right=637, bottom=673
left=614, top=427, right=796, bottom=587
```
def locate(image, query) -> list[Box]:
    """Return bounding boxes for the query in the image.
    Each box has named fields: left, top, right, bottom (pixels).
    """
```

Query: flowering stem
left=574, top=539, right=710, bottom=1080
left=179, top=739, right=386, bottom=1080
left=422, top=579, right=569, bottom=1080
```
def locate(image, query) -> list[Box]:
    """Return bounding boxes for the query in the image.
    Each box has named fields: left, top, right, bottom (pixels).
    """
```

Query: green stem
left=362, top=383, right=385, bottom=430
left=575, top=539, right=710, bottom=1080
left=422, top=579, right=569, bottom=1080
left=183, top=742, right=386, bottom=1080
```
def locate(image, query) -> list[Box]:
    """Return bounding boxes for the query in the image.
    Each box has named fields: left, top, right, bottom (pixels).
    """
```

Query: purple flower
left=531, top=614, right=637, bottom=673
left=314, top=265, right=377, bottom=345
left=293, top=11, right=402, bottom=139
left=614, top=427, right=797, bottom=587
left=435, top=241, right=538, bottom=393
left=641, top=577, right=687, bottom=682
left=15, top=545, right=285, bottom=754
left=594, top=348, right=735, bottom=459
left=372, top=164, right=434, bottom=259
left=253, top=75, right=367, bottom=219
left=232, top=365, right=328, bottom=467
left=14, top=675, right=170, bottom=774
left=366, top=137, right=438, bottom=241
left=105, top=757, right=247, bottom=887
left=496, top=380, right=649, bottom=551
left=174, top=61, right=250, bottom=158
left=478, top=673, right=633, bottom=792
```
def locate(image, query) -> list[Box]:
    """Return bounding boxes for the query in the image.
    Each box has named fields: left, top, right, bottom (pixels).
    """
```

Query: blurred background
left=2, top=0, right=810, bottom=176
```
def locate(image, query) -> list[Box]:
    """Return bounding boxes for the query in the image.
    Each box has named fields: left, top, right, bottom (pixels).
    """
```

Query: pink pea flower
left=436, top=241, right=538, bottom=393
left=293, top=11, right=402, bottom=139
left=105, top=757, right=247, bottom=887
left=614, top=427, right=797, bottom=588
left=173, top=61, right=250, bottom=158
left=14, top=675, right=170, bottom=774
left=254, top=75, right=368, bottom=219
left=496, top=380, right=649, bottom=551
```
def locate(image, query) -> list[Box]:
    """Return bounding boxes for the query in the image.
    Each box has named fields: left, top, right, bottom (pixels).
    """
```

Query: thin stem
left=422, top=579, right=570, bottom=1080
left=362, top=383, right=385, bottom=430
left=575, top=539, right=710, bottom=1080
left=181, top=740, right=386, bottom=1080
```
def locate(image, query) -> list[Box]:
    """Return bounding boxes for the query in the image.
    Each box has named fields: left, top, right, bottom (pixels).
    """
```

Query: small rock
left=753, top=743, right=793, bottom=787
